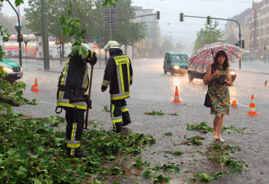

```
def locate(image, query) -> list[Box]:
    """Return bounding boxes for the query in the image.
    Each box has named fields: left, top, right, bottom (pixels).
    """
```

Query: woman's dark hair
left=212, top=50, right=229, bottom=71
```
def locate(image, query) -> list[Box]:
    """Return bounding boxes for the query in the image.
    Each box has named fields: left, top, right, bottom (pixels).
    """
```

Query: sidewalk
left=230, top=60, right=269, bottom=74
left=10, top=57, right=108, bottom=72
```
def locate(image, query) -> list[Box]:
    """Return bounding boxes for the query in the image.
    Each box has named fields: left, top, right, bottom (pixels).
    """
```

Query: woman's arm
left=203, top=65, right=219, bottom=85
left=225, top=68, right=233, bottom=86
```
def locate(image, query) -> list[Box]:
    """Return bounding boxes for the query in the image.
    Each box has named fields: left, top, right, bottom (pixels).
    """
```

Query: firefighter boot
left=113, top=122, right=122, bottom=133
left=67, top=147, right=89, bottom=158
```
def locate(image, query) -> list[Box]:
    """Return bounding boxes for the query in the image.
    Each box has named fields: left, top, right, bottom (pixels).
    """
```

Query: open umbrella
left=188, top=42, right=243, bottom=73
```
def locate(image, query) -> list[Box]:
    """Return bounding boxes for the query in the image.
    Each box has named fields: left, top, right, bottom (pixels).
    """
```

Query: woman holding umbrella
left=204, top=50, right=233, bottom=142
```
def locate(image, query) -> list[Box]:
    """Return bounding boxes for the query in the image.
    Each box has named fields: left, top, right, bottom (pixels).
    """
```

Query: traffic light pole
left=182, top=14, right=242, bottom=69
left=7, top=0, right=22, bottom=67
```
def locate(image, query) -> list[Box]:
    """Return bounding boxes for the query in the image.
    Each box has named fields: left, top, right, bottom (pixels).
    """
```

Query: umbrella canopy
left=188, top=42, right=243, bottom=73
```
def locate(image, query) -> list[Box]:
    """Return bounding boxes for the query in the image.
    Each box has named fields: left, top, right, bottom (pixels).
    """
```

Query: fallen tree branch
left=0, top=94, right=21, bottom=106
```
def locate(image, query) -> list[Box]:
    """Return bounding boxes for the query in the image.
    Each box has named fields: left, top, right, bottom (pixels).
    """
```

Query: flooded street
left=13, top=58, right=269, bottom=183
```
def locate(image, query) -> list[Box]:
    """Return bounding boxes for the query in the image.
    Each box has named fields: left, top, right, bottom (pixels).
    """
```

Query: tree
left=109, top=0, right=146, bottom=52
left=161, top=39, right=174, bottom=55
left=194, top=21, right=225, bottom=51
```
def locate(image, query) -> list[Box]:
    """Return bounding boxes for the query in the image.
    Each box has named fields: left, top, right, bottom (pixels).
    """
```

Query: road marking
left=40, top=101, right=55, bottom=105
left=237, top=103, right=249, bottom=108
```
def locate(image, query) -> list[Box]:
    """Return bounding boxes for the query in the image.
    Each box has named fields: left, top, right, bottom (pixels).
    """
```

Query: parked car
left=0, top=57, right=23, bottom=84
left=163, top=51, right=189, bottom=75
left=188, top=66, right=236, bottom=82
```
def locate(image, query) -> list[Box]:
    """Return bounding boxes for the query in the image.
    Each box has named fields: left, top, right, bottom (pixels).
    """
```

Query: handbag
left=204, top=92, right=211, bottom=107
left=204, top=64, right=214, bottom=108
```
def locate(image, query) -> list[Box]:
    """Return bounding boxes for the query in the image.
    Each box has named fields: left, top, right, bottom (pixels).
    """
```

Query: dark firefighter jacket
left=56, top=51, right=93, bottom=111
left=101, top=49, right=133, bottom=100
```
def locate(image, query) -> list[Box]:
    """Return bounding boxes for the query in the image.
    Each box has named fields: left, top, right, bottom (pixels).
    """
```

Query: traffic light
left=206, top=16, right=211, bottom=25
left=241, top=40, right=245, bottom=49
left=60, top=39, right=62, bottom=44
left=156, top=11, right=160, bottom=20
left=17, top=34, right=23, bottom=42
left=180, top=13, right=184, bottom=22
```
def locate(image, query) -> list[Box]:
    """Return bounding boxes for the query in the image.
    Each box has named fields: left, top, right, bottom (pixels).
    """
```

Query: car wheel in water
left=188, top=72, right=193, bottom=81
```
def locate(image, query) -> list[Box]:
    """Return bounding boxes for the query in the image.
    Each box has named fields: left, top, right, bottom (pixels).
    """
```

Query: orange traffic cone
left=264, top=80, right=267, bottom=87
left=32, top=78, right=40, bottom=92
left=247, top=95, right=258, bottom=116
left=232, top=100, right=237, bottom=108
left=172, top=86, right=181, bottom=103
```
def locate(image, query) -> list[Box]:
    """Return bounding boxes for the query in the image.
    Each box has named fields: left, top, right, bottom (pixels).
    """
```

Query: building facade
left=133, top=6, right=161, bottom=58
left=250, top=0, right=269, bottom=60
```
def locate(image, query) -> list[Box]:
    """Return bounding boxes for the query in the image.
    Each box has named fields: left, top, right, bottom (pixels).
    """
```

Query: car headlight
left=173, top=66, right=180, bottom=69
left=20, top=67, right=23, bottom=72
left=230, top=71, right=236, bottom=75
left=2, top=67, right=13, bottom=73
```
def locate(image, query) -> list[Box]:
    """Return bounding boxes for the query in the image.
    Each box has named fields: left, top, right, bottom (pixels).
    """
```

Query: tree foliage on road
left=194, top=21, right=224, bottom=51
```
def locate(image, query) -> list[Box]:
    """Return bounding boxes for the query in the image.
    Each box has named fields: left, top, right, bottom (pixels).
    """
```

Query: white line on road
left=40, top=101, right=55, bottom=105
left=237, top=103, right=249, bottom=108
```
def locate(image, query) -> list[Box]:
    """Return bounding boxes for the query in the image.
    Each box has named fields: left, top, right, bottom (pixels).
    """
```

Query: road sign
left=93, top=39, right=100, bottom=41
left=14, top=26, right=22, bottom=34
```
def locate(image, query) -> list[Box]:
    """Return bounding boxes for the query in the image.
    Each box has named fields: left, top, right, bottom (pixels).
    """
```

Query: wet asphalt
left=10, top=58, right=269, bottom=184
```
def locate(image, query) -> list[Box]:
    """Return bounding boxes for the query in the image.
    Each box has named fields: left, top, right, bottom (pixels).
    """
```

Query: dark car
left=188, top=66, right=236, bottom=82
left=0, top=57, right=23, bottom=84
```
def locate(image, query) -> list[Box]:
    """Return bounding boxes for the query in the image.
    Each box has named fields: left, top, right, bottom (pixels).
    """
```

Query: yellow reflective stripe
left=112, top=118, right=122, bottom=130
left=91, top=51, right=93, bottom=58
left=122, top=108, right=128, bottom=112
left=61, top=59, right=69, bottom=85
left=102, top=82, right=108, bottom=86
left=70, top=123, right=75, bottom=157
left=67, top=143, right=80, bottom=148
left=112, top=119, right=122, bottom=123
left=59, top=91, right=62, bottom=99
left=111, top=94, right=130, bottom=101
left=119, top=64, right=125, bottom=93
left=127, top=62, right=130, bottom=89
left=84, top=69, right=89, bottom=89
left=85, top=51, right=89, bottom=58
left=114, top=56, right=129, bottom=65
left=57, top=102, right=86, bottom=110
left=112, top=104, right=115, bottom=118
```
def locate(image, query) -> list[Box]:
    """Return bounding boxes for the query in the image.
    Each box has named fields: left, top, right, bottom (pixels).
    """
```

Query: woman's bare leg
left=213, top=114, right=220, bottom=140
left=216, top=115, right=224, bottom=142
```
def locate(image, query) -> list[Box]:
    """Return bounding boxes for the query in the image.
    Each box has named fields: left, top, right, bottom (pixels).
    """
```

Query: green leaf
left=33, top=178, right=43, bottom=184
left=230, top=168, right=242, bottom=174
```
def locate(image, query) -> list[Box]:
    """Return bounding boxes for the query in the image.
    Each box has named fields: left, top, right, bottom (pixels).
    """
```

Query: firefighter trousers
left=64, top=107, right=85, bottom=156
left=110, top=99, right=131, bottom=132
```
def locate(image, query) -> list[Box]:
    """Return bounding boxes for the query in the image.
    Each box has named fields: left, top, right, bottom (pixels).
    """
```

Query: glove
left=84, top=94, right=92, bottom=109
left=88, top=52, right=97, bottom=66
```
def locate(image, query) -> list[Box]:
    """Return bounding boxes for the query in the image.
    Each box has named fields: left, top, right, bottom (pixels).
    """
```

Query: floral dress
left=208, top=68, right=230, bottom=115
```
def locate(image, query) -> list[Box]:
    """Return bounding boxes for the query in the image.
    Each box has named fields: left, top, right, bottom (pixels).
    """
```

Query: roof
left=167, top=51, right=188, bottom=55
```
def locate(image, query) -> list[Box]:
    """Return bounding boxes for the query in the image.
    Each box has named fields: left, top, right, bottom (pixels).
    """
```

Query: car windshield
left=171, top=55, right=188, bottom=63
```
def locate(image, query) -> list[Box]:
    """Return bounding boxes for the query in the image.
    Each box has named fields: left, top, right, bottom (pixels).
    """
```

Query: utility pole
left=109, top=6, right=112, bottom=40
left=41, top=0, right=50, bottom=70
left=7, top=1, right=22, bottom=67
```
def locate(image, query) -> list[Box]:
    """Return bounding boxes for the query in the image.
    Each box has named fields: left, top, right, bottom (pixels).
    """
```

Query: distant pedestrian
left=203, top=50, right=233, bottom=142
left=101, top=41, right=133, bottom=132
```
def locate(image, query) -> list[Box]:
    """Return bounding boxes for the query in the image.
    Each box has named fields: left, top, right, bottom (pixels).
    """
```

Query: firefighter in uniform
left=101, top=41, right=133, bottom=132
left=55, top=43, right=97, bottom=157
